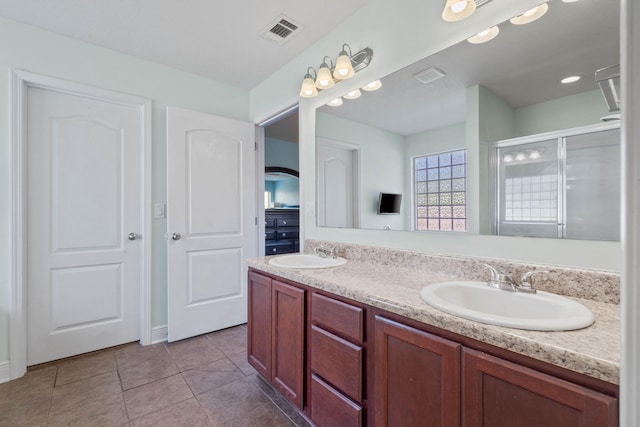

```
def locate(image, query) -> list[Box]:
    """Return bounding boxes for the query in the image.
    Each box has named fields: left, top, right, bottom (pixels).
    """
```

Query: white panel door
left=317, top=140, right=358, bottom=228
left=167, top=106, right=256, bottom=342
left=27, top=86, right=143, bottom=365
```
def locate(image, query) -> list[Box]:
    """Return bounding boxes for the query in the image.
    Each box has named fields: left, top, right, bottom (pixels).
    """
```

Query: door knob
left=171, top=232, right=182, bottom=240
left=128, top=232, right=137, bottom=240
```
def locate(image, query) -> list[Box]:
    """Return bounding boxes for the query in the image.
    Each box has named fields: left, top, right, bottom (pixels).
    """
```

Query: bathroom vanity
left=245, top=245, right=619, bottom=426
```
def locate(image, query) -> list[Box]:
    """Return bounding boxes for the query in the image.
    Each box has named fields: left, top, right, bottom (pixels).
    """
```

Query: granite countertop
left=245, top=257, right=620, bottom=385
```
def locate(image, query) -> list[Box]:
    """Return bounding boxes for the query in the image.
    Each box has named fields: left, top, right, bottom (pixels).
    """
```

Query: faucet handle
left=519, top=270, right=549, bottom=292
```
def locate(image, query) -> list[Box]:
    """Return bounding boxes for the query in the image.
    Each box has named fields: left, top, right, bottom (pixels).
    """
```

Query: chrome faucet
left=484, top=264, right=548, bottom=294
left=315, top=245, right=337, bottom=259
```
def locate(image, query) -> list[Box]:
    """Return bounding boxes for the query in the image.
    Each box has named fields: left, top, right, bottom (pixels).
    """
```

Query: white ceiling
left=319, top=0, right=620, bottom=136
left=0, top=0, right=370, bottom=90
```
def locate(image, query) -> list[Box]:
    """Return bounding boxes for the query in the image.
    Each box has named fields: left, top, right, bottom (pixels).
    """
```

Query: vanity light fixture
left=299, top=44, right=373, bottom=98
left=515, top=152, right=526, bottom=161
left=362, top=80, right=382, bottom=91
left=467, top=26, right=500, bottom=44
left=510, top=3, right=549, bottom=25
left=503, top=154, right=514, bottom=162
left=561, top=75, right=581, bottom=84
left=343, top=89, right=362, bottom=100
left=442, top=0, right=477, bottom=22
left=327, top=98, right=343, bottom=107
left=315, top=57, right=335, bottom=89
left=334, top=44, right=356, bottom=80
left=299, top=67, right=318, bottom=98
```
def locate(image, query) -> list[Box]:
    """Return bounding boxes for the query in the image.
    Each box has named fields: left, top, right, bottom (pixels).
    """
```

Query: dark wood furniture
left=247, top=268, right=619, bottom=427
left=265, top=209, right=299, bottom=255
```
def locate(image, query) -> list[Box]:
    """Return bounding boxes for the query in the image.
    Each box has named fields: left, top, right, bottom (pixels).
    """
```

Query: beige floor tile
left=55, top=350, right=117, bottom=386
left=0, top=366, right=56, bottom=405
left=130, top=397, right=212, bottom=427
left=164, top=335, right=226, bottom=372
left=123, top=374, right=194, bottom=420
left=47, top=394, right=128, bottom=427
left=206, top=326, right=247, bottom=356
left=182, top=358, right=245, bottom=395
left=227, top=350, right=257, bottom=376
left=49, top=371, right=122, bottom=417
left=0, top=396, right=51, bottom=426
left=115, top=342, right=171, bottom=368
left=118, top=351, right=179, bottom=391
left=221, top=401, right=296, bottom=427
left=197, top=377, right=270, bottom=426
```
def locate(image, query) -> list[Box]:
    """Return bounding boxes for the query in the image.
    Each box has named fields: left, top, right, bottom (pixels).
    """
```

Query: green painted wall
left=0, top=16, right=250, bottom=363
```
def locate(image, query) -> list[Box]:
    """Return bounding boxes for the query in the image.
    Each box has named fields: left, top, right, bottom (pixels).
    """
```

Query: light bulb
left=327, top=98, right=343, bottom=107
left=299, top=75, right=318, bottom=98
left=529, top=150, right=541, bottom=159
left=510, top=3, right=549, bottom=25
left=343, top=89, right=361, bottom=100
left=467, top=26, right=500, bottom=44
left=451, top=1, right=467, bottom=13
left=362, top=80, right=382, bottom=91
left=503, top=154, right=514, bottom=163
left=315, top=64, right=335, bottom=89
left=516, top=153, right=526, bottom=161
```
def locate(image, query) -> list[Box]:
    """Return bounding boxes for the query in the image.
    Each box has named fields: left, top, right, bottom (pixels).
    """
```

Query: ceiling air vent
left=414, top=67, right=447, bottom=85
left=262, top=15, right=303, bottom=44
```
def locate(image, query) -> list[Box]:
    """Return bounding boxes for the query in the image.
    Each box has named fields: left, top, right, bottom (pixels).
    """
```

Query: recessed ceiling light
left=467, top=26, right=500, bottom=44
left=510, top=3, right=549, bottom=25
left=327, top=98, right=343, bottom=107
left=561, top=75, right=581, bottom=84
left=343, top=89, right=361, bottom=100
left=362, top=80, right=382, bottom=91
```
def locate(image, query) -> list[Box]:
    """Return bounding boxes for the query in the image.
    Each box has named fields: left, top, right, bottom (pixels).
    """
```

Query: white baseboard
left=0, top=361, right=10, bottom=384
left=151, top=325, right=168, bottom=344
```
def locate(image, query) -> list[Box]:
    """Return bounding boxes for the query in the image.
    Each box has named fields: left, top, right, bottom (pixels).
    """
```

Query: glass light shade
left=299, top=76, right=318, bottom=98
left=327, top=98, right=343, bottom=107
left=467, top=26, right=500, bottom=44
left=315, top=65, right=335, bottom=89
left=510, top=3, right=549, bottom=25
left=333, top=53, right=355, bottom=80
left=442, top=0, right=477, bottom=22
left=362, top=80, right=382, bottom=91
left=343, top=89, right=361, bottom=100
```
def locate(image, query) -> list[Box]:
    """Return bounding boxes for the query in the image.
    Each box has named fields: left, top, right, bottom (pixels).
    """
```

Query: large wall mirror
left=315, top=0, right=620, bottom=241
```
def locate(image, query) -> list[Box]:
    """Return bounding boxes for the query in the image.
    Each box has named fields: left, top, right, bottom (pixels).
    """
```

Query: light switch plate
left=153, top=203, right=166, bottom=219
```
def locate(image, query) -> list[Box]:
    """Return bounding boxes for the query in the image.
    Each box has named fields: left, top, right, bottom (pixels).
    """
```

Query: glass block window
left=414, top=150, right=467, bottom=232
left=504, top=174, right=558, bottom=222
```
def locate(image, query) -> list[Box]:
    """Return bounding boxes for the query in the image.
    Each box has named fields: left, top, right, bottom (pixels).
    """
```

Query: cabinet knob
left=282, top=233, right=287, bottom=237
left=272, top=248, right=277, bottom=253
left=282, top=220, right=287, bottom=225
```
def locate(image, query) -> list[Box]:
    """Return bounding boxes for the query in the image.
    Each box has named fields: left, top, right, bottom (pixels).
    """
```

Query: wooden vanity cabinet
left=373, top=316, right=461, bottom=427
left=247, top=269, right=619, bottom=427
left=247, top=271, right=305, bottom=408
left=463, top=348, right=618, bottom=427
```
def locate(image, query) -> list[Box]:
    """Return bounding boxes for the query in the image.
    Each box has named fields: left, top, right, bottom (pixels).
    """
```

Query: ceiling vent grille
left=262, top=15, right=303, bottom=44
left=414, top=67, right=447, bottom=85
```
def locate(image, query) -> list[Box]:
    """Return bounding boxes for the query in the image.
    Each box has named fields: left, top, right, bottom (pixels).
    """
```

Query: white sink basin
left=268, top=253, right=347, bottom=269
left=420, top=281, right=594, bottom=331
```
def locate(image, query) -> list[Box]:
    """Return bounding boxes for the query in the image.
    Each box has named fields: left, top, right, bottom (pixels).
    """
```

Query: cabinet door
left=463, top=348, right=618, bottom=427
left=247, top=271, right=272, bottom=378
left=272, top=280, right=305, bottom=408
left=374, top=316, right=461, bottom=427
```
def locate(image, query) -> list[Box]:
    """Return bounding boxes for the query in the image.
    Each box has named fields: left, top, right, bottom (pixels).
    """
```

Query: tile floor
left=0, top=325, right=311, bottom=426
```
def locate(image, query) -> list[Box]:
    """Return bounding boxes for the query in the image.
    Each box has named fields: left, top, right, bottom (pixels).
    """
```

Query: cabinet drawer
left=277, top=230, right=298, bottom=240
left=311, top=293, right=364, bottom=342
left=277, top=217, right=299, bottom=227
left=311, top=325, right=363, bottom=402
left=265, top=217, right=276, bottom=227
left=311, top=374, right=363, bottom=427
left=265, top=230, right=276, bottom=240
left=266, top=242, right=294, bottom=255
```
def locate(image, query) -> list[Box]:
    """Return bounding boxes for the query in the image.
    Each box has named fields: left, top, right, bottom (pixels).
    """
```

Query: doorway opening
left=259, top=107, right=300, bottom=256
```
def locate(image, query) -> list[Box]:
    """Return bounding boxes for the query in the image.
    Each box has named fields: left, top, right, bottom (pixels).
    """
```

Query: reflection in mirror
left=315, top=0, right=620, bottom=240
left=265, top=167, right=299, bottom=209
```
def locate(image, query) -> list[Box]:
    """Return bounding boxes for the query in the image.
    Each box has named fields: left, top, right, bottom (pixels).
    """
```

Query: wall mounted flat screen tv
left=377, top=192, right=402, bottom=215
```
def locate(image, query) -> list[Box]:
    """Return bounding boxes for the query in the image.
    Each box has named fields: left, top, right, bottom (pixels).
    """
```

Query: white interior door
left=167, top=106, right=256, bottom=342
left=317, top=139, right=358, bottom=228
left=27, top=85, right=144, bottom=365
